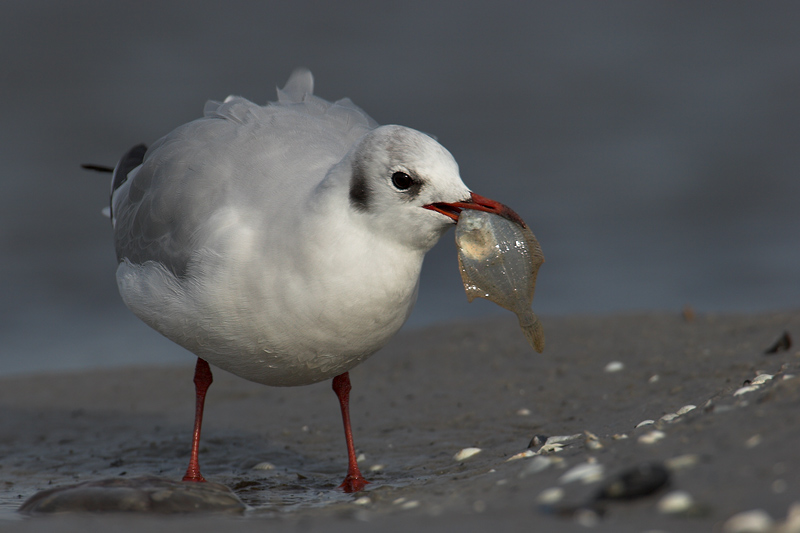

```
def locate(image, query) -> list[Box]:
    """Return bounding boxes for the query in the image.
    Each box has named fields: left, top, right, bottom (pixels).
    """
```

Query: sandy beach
left=1, top=311, right=798, bottom=531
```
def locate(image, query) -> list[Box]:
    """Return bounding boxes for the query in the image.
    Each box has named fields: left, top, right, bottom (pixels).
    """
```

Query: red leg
left=332, top=372, right=369, bottom=492
left=182, top=358, right=213, bottom=482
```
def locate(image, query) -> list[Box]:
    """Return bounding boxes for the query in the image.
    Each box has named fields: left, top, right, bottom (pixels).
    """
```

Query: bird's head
left=344, top=125, right=519, bottom=251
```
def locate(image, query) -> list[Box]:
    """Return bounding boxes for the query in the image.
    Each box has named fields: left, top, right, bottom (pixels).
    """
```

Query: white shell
left=453, top=447, right=482, bottom=461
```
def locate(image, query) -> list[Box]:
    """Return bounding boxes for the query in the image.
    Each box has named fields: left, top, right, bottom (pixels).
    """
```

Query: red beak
left=424, top=192, right=527, bottom=228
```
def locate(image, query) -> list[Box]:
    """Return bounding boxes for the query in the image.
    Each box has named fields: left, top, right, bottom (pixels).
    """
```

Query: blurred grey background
left=2, top=2, right=798, bottom=375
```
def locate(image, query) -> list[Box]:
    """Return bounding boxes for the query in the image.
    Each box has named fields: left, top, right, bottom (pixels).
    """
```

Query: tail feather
left=277, top=68, right=314, bottom=103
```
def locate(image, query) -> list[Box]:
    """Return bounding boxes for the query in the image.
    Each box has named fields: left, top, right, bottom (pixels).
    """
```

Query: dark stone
left=765, top=331, right=792, bottom=354
left=594, top=462, right=670, bottom=501
left=18, top=476, right=245, bottom=515
left=528, top=435, right=549, bottom=448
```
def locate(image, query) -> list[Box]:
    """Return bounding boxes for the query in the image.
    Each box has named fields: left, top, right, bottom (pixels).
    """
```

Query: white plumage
left=108, top=69, right=509, bottom=490
left=111, top=69, right=470, bottom=386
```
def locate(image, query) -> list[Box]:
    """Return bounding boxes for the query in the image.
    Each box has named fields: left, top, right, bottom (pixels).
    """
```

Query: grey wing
left=111, top=124, right=230, bottom=278
left=111, top=69, right=377, bottom=278
left=110, top=143, right=147, bottom=216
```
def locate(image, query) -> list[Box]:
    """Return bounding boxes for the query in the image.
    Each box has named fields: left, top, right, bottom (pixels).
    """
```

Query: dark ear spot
left=349, top=160, right=370, bottom=212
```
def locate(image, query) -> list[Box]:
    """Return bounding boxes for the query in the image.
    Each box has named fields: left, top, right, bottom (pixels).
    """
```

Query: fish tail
left=518, top=310, right=545, bottom=353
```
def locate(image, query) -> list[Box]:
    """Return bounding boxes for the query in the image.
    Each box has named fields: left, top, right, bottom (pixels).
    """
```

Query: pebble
left=353, top=496, right=371, bottom=506
left=605, top=361, right=624, bottom=372
left=516, top=408, right=532, bottom=416
left=784, top=502, right=800, bottom=530
left=638, top=430, right=666, bottom=445
left=536, top=487, right=564, bottom=504
left=574, top=508, right=601, bottom=527
left=368, top=464, right=385, bottom=472
left=595, top=462, right=670, bottom=500
left=751, top=373, right=774, bottom=385
left=635, top=419, right=655, bottom=428
left=744, top=434, right=762, bottom=448
left=657, top=490, right=694, bottom=514
left=734, top=385, right=761, bottom=396
left=560, top=462, right=605, bottom=485
left=538, top=442, right=566, bottom=454
left=665, top=454, right=700, bottom=471
left=658, top=404, right=696, bottom=424
left=518, top=456, right=552, bottom=478
left=771, top=479, right=787, bottom=494
left=252, top=461, right=275, bottom=470
left=453, top=447, right=482, bottom=462
left=648, top=374, right=660, bottom=383
left=722, top=509, right=774, bottom=533
left=529, top=434, right=582, bottom=454
left=764, top=331, right=792, bottom=354
left=528, top=434, right=549, bottom=448
left=574, top=509, right=600, bottom=527
left=585, top=431, right=603, bottom=450
left=545, top=434, right=583, bottom=445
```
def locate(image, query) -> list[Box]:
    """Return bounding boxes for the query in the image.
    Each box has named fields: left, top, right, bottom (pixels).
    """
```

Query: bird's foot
left=338, top=474, right=369, bottom=493
left=182, top=470, right=207, bottom=483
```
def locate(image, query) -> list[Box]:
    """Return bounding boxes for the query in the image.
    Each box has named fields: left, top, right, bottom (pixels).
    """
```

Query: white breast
left=116, top=207, right=424, bottom=387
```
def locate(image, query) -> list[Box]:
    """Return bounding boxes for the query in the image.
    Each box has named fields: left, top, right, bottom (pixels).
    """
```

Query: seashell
left=559, top=462, right=605, bottom=484
left=518, top=455, right=552, bottom=477
left=453, top=447, right=482, bottom=461
left=734, top=385, right=761, bottom=396
left=537, top=487, right=564, bottom=504
left=638, top=430, right=666, bottom=444
left=657, top=490, right=695, bottom=514
left=722, top=509, right=774, bottom=532
left=507, top=449, right=537, bottom=461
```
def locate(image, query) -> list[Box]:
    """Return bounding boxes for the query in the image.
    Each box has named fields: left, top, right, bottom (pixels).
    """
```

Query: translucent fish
left=455, top=209, right=545, bottom=352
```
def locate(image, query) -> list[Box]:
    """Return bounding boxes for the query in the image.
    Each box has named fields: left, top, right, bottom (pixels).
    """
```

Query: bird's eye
left=391, top=171, right=414, bottom=190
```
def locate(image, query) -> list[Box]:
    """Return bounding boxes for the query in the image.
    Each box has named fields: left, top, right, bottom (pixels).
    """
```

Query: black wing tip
left=81, top=163, right=114, bottom=173
left=111, top=144, right=148, bottom=194
left=109, top=144, right=148, bottom=220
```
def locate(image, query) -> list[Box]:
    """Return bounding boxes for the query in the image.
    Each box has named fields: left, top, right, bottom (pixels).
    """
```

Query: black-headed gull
left=108, top=69, right=519, bottom=492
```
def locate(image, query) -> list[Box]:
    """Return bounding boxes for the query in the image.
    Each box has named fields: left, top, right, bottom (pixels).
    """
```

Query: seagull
left=107, top=68, right=518, bottom=492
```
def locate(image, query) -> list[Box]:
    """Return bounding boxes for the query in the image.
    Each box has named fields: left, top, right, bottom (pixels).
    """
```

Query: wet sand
left=2, top=312, right=799, bottom=531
